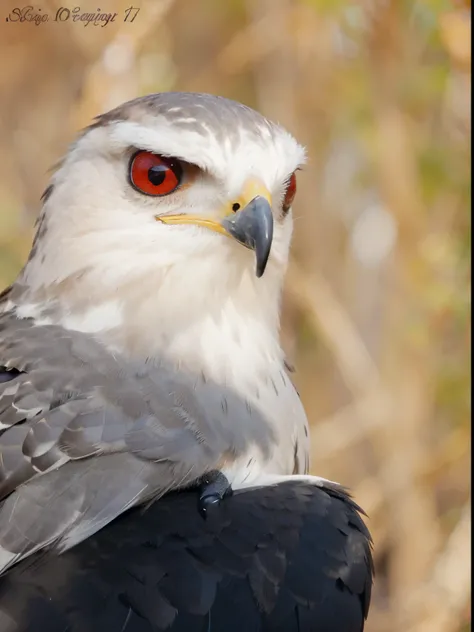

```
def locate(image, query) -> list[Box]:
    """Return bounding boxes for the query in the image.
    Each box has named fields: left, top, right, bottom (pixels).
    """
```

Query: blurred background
left=0, top=0, right=470, bottom=629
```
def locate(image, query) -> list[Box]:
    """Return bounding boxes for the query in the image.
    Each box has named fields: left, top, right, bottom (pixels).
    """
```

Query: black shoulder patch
left=0, top=481, right=373, bottom=631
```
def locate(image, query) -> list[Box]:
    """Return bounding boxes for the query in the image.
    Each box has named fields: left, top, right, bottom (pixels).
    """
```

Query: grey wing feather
left=0, top=311, right=275, bottom=572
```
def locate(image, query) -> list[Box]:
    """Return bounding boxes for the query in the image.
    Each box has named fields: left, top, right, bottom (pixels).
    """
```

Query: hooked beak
left=220, top=196, right=273, bottom=278
left=155, top=179, right=274, bottom=277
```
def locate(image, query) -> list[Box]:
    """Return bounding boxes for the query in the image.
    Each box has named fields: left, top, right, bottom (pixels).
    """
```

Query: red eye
left=130, top=151, right=182, bottom=196
left=282, top=172, right=297, bottom=214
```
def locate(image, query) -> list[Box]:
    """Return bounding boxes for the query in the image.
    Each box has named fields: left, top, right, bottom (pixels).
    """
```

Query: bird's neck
left=111, top=266, right=285, bottom=387
left=10, top=260, right=285, bottom=388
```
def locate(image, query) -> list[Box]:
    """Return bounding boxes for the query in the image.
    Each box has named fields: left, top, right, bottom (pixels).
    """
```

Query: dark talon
left=198, top=471, right=233, bottom=519
left=0, top=367, right=21, bottom=384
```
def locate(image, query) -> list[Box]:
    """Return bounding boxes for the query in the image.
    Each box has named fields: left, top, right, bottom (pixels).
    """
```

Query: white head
left=9, top=93, right=306, bottom=378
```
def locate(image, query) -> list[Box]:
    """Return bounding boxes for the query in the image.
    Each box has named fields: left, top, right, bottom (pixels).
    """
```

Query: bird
left=0, top=92, right=310, bottom=572
left=0, top=92, right=373, bottom=630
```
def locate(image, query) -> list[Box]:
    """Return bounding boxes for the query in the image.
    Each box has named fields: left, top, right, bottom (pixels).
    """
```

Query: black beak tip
left=255, top=249, right=270, bottom=278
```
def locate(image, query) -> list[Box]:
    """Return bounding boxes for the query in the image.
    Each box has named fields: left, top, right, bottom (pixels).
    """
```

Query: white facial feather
left=19, top=103, right=304, bottom=354
left=21, top=111, right=299, bottom=363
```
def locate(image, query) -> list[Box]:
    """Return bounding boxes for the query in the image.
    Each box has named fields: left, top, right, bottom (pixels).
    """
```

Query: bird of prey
left=0, top=92, right=311, bottom=572
left=0, top=93, right=373, bottom=632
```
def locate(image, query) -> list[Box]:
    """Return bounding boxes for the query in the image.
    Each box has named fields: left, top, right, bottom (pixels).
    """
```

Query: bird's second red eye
left=282, top=172, right=297, bottom=214
left=130, top=151, right=182, bottom=196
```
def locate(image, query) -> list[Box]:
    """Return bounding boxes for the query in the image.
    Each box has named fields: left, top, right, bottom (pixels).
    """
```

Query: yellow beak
left=155, top=178, right=274, bottom=277
left=155, top=178, right=272, bottom=234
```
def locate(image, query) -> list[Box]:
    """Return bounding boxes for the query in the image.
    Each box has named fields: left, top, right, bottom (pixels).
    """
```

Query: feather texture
left=0, top=311, right=293, bottom=570
left=0, top=480, right=373, bottom=632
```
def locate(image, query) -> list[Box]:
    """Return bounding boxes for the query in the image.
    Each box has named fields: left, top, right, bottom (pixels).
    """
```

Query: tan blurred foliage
left=0, top=1, right=470, bottom=630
